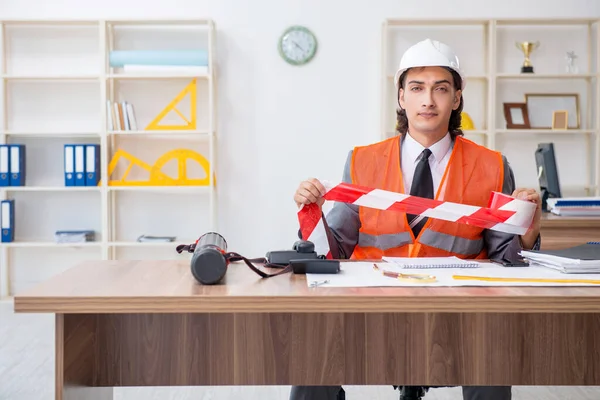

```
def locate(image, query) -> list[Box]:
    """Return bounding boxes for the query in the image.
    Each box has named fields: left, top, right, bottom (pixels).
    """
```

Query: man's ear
left=453, top=89, right=462, bottom=110
left=398, top=88, right=405, bottom=109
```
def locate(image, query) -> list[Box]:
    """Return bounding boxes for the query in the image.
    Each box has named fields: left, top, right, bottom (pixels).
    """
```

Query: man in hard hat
left=290, top=38, right=541, bottom=400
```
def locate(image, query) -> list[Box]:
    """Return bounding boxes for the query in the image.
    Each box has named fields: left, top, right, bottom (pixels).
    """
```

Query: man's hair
left=395, top=67, right=464, bottom=138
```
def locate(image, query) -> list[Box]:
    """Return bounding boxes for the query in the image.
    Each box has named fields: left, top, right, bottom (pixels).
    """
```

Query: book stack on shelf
left=107, top=100, right=138, bottom=131
left=0, top=19, right=217, bottom=297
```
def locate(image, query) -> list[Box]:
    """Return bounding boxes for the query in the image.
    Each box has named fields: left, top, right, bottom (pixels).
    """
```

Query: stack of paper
left=520, top=243, right=600, bottom=273
left=547, top=197, right=600, bottom=216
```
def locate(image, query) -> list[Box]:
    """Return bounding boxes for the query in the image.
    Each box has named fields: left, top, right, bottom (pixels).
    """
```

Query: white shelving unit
left=0, top=19, right=217, bottom=297
left=381, top=18, right=599, bottom=198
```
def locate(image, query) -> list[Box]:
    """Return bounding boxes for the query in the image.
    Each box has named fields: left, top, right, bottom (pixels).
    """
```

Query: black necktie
left=408, top=148, right=433, bottom=237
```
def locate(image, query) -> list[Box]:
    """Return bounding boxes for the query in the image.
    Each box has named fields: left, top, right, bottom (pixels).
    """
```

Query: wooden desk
left=13, top=259, right=600, bottom=399
left=540, top=213, right=600, bottom=249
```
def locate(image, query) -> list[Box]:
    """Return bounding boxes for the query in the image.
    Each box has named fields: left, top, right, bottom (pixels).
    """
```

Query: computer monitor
left=535, top=143, right=562, bottom=212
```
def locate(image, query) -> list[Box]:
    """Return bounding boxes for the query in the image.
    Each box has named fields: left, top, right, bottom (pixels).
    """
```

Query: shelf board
left=0, top=186, right=100, bottom=192
left=496, top=73, right=596, bottom=79
left=387, top=74, right=488, bottom=81
left=109, top=130, right=211, bottom=137
left=2, top=74, right=99, bottom=81
left=106, top=73, right=209, bottom=80
left=106, top=19, right=213, bottom=25
left=495, top=129, right=595, bottom=135
left=462, top=130, right=488, bottom=135
left=109, top=241, right=190, bottom=247
left=3, top=241, right=101, bottom=248
left=0, top=131, right=100, bottom=138
left=1, top=20, right=100, bottom=26
left=385, top=18, right=490, bottom=26
left=495, top=18, right=598, bottom=26
left=108, top=185, right=211, bottom=193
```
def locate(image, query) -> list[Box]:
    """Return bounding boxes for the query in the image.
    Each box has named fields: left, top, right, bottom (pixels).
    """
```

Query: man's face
left=398, top=66, right=461, bottom=136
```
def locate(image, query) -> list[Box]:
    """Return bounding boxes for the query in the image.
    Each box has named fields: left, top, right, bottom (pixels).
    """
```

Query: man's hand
left=294, top=178, right=327, bottom=209
left=512, top=188, right=542, bottom=249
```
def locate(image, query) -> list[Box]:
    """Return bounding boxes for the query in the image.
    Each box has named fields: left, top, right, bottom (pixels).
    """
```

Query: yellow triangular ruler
left=145, top=79, right=197, bottom=130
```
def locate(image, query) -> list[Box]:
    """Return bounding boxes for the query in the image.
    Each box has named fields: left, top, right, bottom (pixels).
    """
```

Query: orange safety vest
left=349, top=135, right=504, bottom=260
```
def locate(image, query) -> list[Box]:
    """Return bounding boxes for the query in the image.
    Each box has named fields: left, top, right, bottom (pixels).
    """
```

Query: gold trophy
left=515, top=41, right=540, bottom=73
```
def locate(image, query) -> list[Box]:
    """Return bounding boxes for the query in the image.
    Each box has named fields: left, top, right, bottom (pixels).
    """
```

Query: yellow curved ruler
left=105, top=148, right=210, bottom=186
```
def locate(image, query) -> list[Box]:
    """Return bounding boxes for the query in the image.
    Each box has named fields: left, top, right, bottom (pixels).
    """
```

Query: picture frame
left=552, top=110, right=569, bottom=130
left=525, top=93, right=580, bottom=129
left=503, top=102, right=530, bottom=129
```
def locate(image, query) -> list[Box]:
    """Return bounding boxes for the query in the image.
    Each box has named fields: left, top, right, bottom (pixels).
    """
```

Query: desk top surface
left=13, top=259, right=600, bottom=314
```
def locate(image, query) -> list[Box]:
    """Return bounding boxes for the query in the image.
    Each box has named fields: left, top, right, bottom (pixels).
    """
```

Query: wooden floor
left=2, top=298, right=600, bottom=400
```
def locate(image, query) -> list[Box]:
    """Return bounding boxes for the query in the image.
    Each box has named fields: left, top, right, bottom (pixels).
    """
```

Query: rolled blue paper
left=109, top=50, right=208, bottom=67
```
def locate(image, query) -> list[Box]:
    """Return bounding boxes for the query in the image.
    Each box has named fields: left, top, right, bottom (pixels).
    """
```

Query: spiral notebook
left=382, top=256, right=480, bottom=269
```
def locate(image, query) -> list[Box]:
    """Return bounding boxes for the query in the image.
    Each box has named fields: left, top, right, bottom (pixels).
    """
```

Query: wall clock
left=278, top=25, right=318, bottom=66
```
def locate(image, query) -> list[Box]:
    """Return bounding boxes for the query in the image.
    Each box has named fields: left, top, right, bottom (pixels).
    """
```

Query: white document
left=0, top=146, right=8, bottom=174
left=86, top=145, right=96, bottom=174
left=305, top=261, right=600, bottom=288
left=75, top=145, right=85, bottom=175
left=10, top=146, right=20, bottom=173
left=1, top=201, right=10, bottom=229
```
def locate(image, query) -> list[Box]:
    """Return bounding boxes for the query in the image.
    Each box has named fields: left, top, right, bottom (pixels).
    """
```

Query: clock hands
left=292, top=40, right=306, bottom=54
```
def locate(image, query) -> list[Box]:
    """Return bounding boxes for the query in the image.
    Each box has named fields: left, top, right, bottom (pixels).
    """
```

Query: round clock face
left=279, top=26, right=317, bottom=66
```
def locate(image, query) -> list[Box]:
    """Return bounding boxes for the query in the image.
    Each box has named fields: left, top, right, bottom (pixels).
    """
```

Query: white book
left=122, top=101, right=130, bottom=131
left=106, top=100, right=114, bottom=131
left=126, top=103, right=138, bottom=131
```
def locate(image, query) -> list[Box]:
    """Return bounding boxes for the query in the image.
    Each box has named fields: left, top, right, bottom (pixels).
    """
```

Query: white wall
left=1, top=0, right=599, bottom=259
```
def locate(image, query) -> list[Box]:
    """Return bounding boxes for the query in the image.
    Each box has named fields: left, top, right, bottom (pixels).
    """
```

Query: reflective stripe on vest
left=358, top=231, right=413, bottom=251
left=419, top=228, right=484, bottom=256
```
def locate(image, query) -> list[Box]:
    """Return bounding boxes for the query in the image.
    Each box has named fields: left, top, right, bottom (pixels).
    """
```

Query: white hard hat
left=394, top=39, right=466, bottom=90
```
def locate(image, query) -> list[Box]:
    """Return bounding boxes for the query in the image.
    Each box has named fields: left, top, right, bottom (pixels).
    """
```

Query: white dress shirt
left=401, top=132, right=453, bottom=195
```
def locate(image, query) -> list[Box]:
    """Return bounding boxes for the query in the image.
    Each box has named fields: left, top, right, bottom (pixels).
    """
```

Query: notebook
left=382, top=256, right=480, bottom=269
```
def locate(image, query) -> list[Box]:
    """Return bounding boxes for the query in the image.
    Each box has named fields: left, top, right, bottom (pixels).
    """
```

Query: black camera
left=265, top=240, right=320, bottom=265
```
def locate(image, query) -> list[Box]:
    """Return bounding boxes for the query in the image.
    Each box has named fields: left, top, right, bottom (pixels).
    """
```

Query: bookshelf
left=0, top=19, right=217, bottom=297
left=381, top=18, right=600, bottom=198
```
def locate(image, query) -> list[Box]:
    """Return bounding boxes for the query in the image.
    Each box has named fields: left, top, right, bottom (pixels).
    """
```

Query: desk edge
left=13, top=295, right=600, bottom=313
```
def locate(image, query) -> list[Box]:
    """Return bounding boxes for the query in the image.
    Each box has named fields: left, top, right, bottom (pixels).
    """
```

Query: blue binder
left=64, top=144, right=75, bottom=186
left=85, top=144, right=100, bottom=186
left=1, top=199, right=14, bottom=243
left=0, top=145, right=9, bottom=186
left=8, top=144, right=25, bottom=186
left=74, top=145, right=86, bottom=186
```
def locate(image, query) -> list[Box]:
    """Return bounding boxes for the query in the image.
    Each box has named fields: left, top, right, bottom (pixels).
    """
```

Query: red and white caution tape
left=298, top=181, right=537, bottom=258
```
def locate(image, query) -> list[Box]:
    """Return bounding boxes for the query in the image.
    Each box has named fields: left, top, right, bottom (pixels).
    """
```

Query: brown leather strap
left=225, top=252, right=292, bottom=278
left=176, top=242, right=291, bottom=278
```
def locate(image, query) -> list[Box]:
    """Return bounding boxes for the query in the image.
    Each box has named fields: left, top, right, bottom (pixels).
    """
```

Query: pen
left=373, top=264, right=437, bottom=282
left=452, top=275, right=600, bottom=285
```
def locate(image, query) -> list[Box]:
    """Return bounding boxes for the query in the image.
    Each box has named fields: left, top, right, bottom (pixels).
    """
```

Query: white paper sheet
left=305, top=261, right=600, bottom=287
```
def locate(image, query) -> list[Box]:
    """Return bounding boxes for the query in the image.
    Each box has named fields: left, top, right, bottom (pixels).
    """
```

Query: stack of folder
left=547, top=197, right=600, bottom=216
left=54, top=230, right=95, bottom=244
left=520, top=242, right=600, bottom=273
left=0, top=144, right=26, bottom=186
left=64, top=144, right=100, bottom=186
